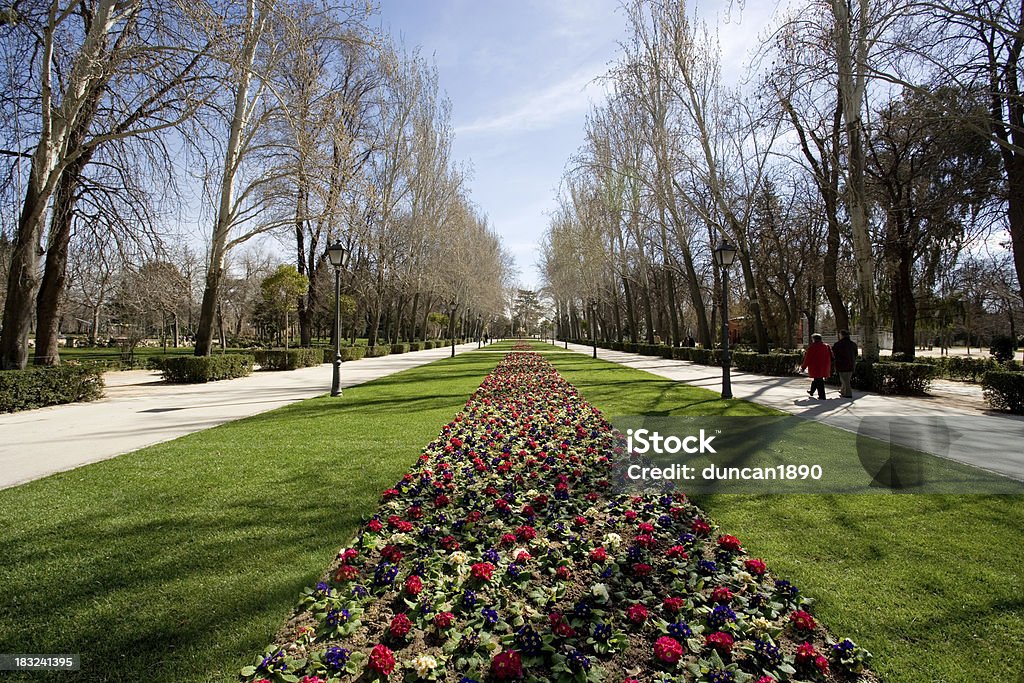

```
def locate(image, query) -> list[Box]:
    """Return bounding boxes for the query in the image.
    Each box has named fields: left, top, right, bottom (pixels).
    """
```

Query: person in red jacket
left=801, top=333, right=833, bottom=399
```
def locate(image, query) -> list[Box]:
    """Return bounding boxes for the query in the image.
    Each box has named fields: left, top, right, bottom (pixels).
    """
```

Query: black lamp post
left=449, top=299, right=457, bottom=358
left=326, top=241, right=351, bottom=397
left=713, top=239, right=738, bottom=400
left=588, top=297, right=598, bottom=359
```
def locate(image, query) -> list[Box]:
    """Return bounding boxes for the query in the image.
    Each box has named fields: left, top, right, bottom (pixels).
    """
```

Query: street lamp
left=449, top=299, right=457, bottom=358
left=713, top=239, right=738, bottom=400
left=326, top=241, right=351, bottom=397
left=588, top=297, right=598, bottom=359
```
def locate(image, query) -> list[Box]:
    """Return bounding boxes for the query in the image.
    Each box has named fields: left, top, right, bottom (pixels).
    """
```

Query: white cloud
left=455, top=67, right=607, bottom=136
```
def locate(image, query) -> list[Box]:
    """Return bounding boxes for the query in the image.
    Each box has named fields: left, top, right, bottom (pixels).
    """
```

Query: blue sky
left=375, top=1, right=780, bottom=289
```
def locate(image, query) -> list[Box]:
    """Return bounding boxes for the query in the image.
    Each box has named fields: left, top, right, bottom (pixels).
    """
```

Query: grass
left=0, top=351, right=501, bottom=683
left=4, top=341, right=1021, bottom=682
left=544, top=348, right=1024, bottom=683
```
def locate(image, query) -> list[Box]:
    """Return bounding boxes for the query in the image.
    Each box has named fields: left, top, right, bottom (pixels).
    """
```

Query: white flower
left=603, top=532, right=623, bottom=548
left=735, top=570, right=755, bottom=585
left=751, top=617, right=772, bottom=633
left=592, top=583, right=610, bottom=603
left=448, top=551, right=468, bottom=566
left=390, top=532, right=410, bottom=546
left=410, top=653, right=437, bottom=678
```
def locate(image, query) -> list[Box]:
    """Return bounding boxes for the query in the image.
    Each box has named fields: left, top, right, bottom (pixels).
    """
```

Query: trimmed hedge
left=849, top=361, right=936, bottom=395
left=253, top=348, right=322, bottom=371
left=408, top=341, right=423, bottom=352
left=982, top=371, right=1024, bottom=414
left=364, top=344, right=391, bottom=358
left=731, top=351, right=803, bottom=376
left=161, top=354, right=254, bottom=383
left=0, top=365, right=105, bottom=413
left=321, top=346, right=368, bottom=363
left=389, top=343, right=410, bottom=355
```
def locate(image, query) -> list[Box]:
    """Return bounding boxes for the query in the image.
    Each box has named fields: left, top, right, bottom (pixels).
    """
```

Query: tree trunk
left=623, top=276, right=638, bottom=343
left=0, top=183, right=48, bottom=369
left=738, top=248, right=770, bottom=353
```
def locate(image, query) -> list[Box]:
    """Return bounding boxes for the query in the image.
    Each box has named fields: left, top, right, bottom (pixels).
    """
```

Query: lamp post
left=326, top=241, right=351, bottom=397
left=588, top=297, right=598, bottom=359
left=449, top=299, right=457, bottom=358
left=713, top=239, right=738, bottom=400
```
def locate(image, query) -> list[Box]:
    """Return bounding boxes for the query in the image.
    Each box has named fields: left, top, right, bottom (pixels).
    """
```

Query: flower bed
left=243, top=353, right=874, bottom=683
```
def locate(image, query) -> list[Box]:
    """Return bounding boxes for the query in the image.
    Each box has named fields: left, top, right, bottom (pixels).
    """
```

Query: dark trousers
left=809, top=377, right=826, bottom=399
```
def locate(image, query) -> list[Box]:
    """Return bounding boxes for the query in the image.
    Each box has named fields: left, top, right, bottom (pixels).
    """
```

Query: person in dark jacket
left=801, top=333, right=832, bottom=399
left=832, top=330, right=858, bottom=398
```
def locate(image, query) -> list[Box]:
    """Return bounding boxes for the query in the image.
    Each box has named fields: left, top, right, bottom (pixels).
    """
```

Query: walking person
left=832, top=330, right=858, bottom=399
left=801, top=333, right=832, bottom=400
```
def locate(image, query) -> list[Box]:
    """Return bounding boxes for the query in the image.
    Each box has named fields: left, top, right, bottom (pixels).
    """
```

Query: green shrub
left=938, top=355, right=997, bottom=382
left=731, top=352, right=803, bottom=376
left=850, top=361, right=935, bottom=395
left=0, top=365, right=105, bottom=413
left=390, top=343, right=410, bottom=354
left=161, top=354, right=254, bottom=383
left=408, top=341, right=423, bottom=352
left=365, top=344, right=391, bottom=358
left=990, top=334, right=1016, bottom=363
left=689, top=348, right=714, bottom=365
left=609, top=341, right=623, bottom=351
left=982, top=370, right=1024, bottom=414
left=423, top=341, right=435, bottom=350
left=253, top=348, right=322, bottom=371
left=146, top=356, right=169, bottom=371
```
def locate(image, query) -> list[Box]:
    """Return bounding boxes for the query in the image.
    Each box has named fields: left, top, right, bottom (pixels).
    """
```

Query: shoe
left=806, top=389, right=814, bottom=397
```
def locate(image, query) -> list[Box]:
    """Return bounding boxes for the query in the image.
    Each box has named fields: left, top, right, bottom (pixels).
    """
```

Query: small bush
left=390, top=343, right=410, bottom=355
left=850, top=361, right=935, bottom=395
left=146, top=356, right=169, bottom=371
left=322, top=346, right=368, bottom=363
left=408, top=341, right=423, bottom=352
left=982, top=370, right=1024, bottom=414
left=732, top=352, right=803, bottom=376
left=364, top=344, right=392, bottom=358
left=161, top=354, right=254, bottom=383
left=254, top=348, right=322, bottom=371
left=939, top=355, right=997, bottom=382
left=990, top=335, right=1016, bottom=363
left=0, top=365, right=105, bottom=413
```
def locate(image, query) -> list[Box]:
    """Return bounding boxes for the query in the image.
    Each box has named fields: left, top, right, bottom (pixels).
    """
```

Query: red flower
left=789, top=610, right=817, bottom=632
left=744, top=558, right=767, bottom=575
left=514, top=550, right=531, bottom=564
left=516, top=525, right=537, bottom=541
left=389, top=613, right=412, bottom=638
left=624, top=510, right=638, bottom=521
left=380, top=545, right=403, bottom=563
left=666, top=545, right=688, bottom=560
left=691, top=518, right=711, bottom=536
left=795, top=641, right=819, bottom=666
left=717, top=534, right=743, bottom=552
left=705, top=631, right=734, bottom=656
left=434, top=494, right=450, bottom=508
left=711, top=586, right=734, bottom=604
left=299, top=676, right=325, bottom=683
left=404, top=574, right=422, bottom=596
left=368, top=644, right=396, bottom=676
left=814, top=655, right=830, bottom=674
left=633, top=534, right=657, bottom=549
left=663, top=596, right=685, bottom=614
left=626, top=603, right=649, bottom=624
left=500, top=533, right=517, bottom=547
left=555, top=566, right=572, bottom=580
left=381, top=488, right=400, bottom=500
left=589, top=547, right=608, bottom=563
left=653, top=635, right=685, bottom=664
left=490, top=650, right=523, bottom=680
left=440, top=535, right=460, bottom=551
left=755, top=677, right=776, bottom=683
left=632, top=562, right=653, bottom=577
left=338, top=548, right=359, bottom=563
left=637, top=522, right=656, bottom=533
left=367, top=519, right=383, bottom=533
left=333, top=564, right=358, bottom=582
left=433, top=611, right=455, bottom=629
left=471, top=562, right=495, bottom=582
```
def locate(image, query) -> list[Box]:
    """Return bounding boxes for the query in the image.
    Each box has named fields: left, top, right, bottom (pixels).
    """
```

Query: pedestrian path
left=0, top=343, right=481, bottom=490
left=565, top=343, right=1024, bottom=483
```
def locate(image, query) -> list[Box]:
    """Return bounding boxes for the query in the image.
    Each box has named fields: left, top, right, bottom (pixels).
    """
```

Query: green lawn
left=0, top=352, right=502, bottom=682
left=3, top=343, right=1021, bottom=682
left=545, top=350, right=1024, bottom=683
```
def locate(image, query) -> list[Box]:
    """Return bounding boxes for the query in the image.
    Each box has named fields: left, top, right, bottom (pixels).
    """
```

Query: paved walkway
left=565, top=343, right=1024, bottom=483
left=0, top=343, right=481, bottom=490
